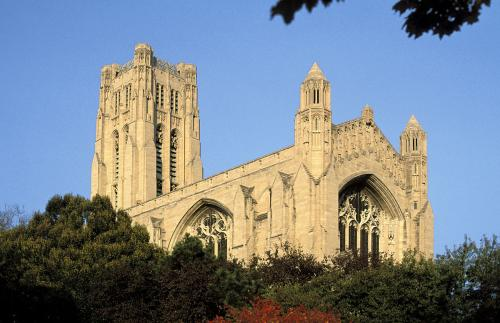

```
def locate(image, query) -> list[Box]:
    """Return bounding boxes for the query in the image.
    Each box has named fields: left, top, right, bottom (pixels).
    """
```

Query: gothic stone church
left=91, top=44, right=434, bottom=261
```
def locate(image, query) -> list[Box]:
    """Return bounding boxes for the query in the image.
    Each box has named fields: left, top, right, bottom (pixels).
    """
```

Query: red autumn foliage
left=210, top=298, right=341, bottom=323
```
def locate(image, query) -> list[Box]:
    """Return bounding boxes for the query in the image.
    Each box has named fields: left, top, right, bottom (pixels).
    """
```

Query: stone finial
left=362, top=104, right=374, bottom=125
left=405, top=115, right=422, bottom=129
left=304, top=62, right=326, bottom=80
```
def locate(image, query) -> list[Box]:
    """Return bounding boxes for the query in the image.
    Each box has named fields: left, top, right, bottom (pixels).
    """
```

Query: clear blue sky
left=0, top=1, right=499, bottom=254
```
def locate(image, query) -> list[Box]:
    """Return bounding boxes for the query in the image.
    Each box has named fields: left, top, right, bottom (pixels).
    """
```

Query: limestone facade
left=91, top=44, right=434, bottom=261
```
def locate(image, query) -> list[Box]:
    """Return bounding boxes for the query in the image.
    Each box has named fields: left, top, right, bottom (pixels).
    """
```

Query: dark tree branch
left=393, top=0, right=491, bottom=38
left=271, top=0, right=343, bottom=24
left=271, top=0, right=492, bottom=38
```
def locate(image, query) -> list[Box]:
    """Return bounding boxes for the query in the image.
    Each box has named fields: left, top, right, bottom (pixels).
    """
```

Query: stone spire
left=295, top=63, right=332, bottom=179
left=361, top=104, right=374, bottom=125
left=304, top=62, right=326, bottom=80
left=405, top=115, right=422, bottom=129
left=299, top=62, right=330, bottom=111
left=401, top=114, right=426, bottom=156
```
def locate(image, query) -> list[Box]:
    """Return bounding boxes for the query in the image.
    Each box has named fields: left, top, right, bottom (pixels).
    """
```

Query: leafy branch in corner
left=271, top=0, right=492, bottom=38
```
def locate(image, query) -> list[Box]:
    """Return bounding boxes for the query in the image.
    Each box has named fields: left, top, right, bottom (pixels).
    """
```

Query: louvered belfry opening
left=155, top=125, right=163, bottom=196
left=170, top=130, right=178, bottom=191
left=113, top=131, right=119, bottom=207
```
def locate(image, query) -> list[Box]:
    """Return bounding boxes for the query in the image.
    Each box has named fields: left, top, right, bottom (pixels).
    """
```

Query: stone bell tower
left=294, top=63, right=332, bottom=178
left=91, top=43, right=203, bottom=209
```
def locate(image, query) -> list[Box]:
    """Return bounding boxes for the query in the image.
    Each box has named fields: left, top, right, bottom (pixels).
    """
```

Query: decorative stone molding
left=278, top=171, right=293, bottom=190
left=339, top=191, right=382, bottom=231
left=333, top=118, right=405, bottom=189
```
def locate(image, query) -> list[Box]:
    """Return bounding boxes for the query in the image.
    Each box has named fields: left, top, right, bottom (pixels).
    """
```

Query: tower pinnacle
left=405, top=115, right=421, bottom=129
left=305, top=62, right=326, bottom=80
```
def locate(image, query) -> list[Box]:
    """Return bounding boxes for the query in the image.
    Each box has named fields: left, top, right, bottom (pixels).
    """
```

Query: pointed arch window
left=155, top=125, right=164, bottom=196
left=179, top=206, right=231, bottom=260
left=170, top=89, right=179, bottom=114
left=170, top=90, right=179, bottom=114
left=339, top=185, right=382, bottom=258
left=170, top=130, right=178, bottom=191
left=114, top=91, right=121, bottom=115
left=361, top=225, right=369, bottom=261
left=339, top=220, right=346, bottom=251
left=349, top=222, right=357, bottom=251
left=112, top=131, right=119, bottom=207
left=312, top=88, right=320, bottom=104
left=372, top=228, right=380, bottom=261
left=156, top=83, right=164, bottom=109
left=125, top=84, right=132, bottom=110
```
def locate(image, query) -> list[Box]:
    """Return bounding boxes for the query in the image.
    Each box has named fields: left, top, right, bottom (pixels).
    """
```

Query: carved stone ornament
left=339, top=191, right=383, bottom=231
left=170, top=135, right=178, bottom=149
left=240, top=185, right=255, bottom=199
left=279, top=172, right=293, bottom=189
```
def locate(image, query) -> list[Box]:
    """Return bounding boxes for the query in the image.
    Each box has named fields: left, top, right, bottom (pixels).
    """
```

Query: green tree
left=0, top=194, right=164, bottom=322
left=436, top=235, right=499, bottom=322
left=249, top=242, right=328, bottom=287
left=267, top=253, right=449, bottom=322
left=157, top=235, right=260, bottom=321
left=0, top=194, right=261, bottom=322
left=264, top=238, right=499, bottom=322
left=271, top=0, right=492, bottom=38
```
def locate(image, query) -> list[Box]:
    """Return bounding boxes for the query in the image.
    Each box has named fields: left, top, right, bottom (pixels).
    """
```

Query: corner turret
left=295, top=63, right=332, bottom=178
left=400, top=115, right=433, bottom=256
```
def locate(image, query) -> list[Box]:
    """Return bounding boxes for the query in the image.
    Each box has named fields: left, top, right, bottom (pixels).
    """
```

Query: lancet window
left=313, top=88, right=320, bottom=104
left=156, top=83, right=164, bottom=109
left=125, top=84, right=132, bottom=110
left=170, top=130, right=178, bottom=191
left=170, top=89, right=179, bottom=114
left=112, top=131, right=119, bottom=207
left=339, top=186, right=382, bottom=259
left=114, top=91, right=121, bottom=115
left=155, top=125, right=163, bottom=196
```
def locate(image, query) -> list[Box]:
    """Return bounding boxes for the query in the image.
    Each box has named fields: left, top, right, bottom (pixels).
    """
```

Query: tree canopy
left=0, top=194, right=258, bottom=322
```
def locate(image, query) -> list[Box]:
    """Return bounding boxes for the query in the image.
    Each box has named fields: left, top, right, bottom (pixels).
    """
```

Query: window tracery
left=186, top=208, right=230, bottom=260
left=339, top=188, right=382, bottom=257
